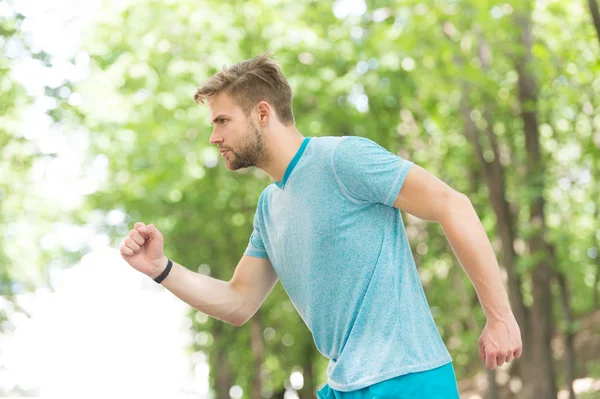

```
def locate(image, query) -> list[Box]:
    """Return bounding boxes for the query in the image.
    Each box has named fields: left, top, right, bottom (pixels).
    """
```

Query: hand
left=120, top=222, right=167, bottom=279
left=478, top=313, right=523, bottom=369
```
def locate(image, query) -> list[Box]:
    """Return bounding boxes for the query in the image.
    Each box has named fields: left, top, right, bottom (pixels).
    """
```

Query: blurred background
left=1, top=0, right=599, bottom=398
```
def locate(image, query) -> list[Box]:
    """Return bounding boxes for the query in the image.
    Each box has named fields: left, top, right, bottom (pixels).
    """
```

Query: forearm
left=151, top=257, right=245, bottom=326
left=438, top=194, right=512, bottom=321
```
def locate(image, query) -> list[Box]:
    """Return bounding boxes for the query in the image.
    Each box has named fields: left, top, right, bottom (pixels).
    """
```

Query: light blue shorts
left=316, top=362, right=460, bottom=399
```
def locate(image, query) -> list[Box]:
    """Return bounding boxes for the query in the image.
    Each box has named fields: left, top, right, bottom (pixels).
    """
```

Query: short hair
left=194, top=52, right=295, bottom=126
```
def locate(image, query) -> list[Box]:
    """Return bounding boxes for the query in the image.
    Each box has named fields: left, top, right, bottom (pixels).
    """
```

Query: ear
left=256, top=101, right=271, bottom=126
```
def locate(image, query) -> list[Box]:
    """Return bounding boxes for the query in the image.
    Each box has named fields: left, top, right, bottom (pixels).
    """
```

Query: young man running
left=120, top=53, right=522, bottom=398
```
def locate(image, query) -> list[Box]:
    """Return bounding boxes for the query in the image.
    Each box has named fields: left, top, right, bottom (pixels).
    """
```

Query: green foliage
left=2, top=0, right=599, bottom=397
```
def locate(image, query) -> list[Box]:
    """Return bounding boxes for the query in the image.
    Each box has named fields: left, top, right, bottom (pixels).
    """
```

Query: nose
left=209, top=129, right=223, bottom=145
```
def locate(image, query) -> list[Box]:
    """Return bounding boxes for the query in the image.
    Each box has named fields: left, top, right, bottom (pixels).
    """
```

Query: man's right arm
left=154, top=255, right=278, bottom=326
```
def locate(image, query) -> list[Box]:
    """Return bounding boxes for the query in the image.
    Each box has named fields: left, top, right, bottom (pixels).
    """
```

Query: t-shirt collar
left=273, top=137, right=311, bottom=189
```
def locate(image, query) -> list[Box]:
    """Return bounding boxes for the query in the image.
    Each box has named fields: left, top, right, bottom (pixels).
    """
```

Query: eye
left=219, top=118, right=227, bottom=124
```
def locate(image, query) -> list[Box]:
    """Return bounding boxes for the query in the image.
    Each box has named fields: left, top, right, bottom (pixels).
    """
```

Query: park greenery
left=1, top=0, right=599, bottom=397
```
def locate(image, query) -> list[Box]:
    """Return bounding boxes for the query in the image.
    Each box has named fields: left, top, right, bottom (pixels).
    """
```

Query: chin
left=229, top=164, right=250, bottom=171
left=225, top=160, right=242, bottom=171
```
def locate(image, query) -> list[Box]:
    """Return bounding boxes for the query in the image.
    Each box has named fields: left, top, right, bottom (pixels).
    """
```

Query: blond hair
left=194, top=52, right=295, bottom=126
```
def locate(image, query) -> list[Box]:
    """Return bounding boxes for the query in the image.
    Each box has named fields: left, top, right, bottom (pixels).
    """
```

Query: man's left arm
left=393, top=163, right=523, bottom=369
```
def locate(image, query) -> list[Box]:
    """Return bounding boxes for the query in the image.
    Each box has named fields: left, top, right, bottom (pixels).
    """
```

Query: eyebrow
left=210, top=114, right=230, bottom=125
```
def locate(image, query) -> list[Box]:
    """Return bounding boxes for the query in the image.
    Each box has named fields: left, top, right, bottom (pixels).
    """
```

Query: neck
left=258, top=126, right=305, bottom=182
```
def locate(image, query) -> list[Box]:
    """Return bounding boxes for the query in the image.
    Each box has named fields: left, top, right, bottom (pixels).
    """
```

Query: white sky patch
left=332, top=0, right=366, bottom=19
left=0, top=249, right=207, bottom=398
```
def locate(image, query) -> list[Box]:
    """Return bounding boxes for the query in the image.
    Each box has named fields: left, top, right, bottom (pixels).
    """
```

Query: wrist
left=485, top=307, right=515, bottom=323
left=150, top=256, right=169, bottom=279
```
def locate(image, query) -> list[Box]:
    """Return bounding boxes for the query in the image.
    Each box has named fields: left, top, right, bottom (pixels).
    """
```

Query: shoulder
left=308, top=135, right=381, bottom=161
left=332, top=136, right=393, bottom=167
left=305, top=135, right=344, bottom=154
left=258, top=185, right=274, bottom=205
left=253, top=185, right=274, bottom=218
left=334, top=135, right=384, bottom=154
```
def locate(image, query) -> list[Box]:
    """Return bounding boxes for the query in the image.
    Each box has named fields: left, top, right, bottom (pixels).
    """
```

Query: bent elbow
left=230, top=314, right=246, bottom=327
left=438, top=191, right=473, bottom=225
left=453, top=191, right=472, bottom=208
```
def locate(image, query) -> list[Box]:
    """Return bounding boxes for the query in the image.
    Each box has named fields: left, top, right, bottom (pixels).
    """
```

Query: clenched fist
left=120, top=222, right=167, bottom=279
left=478, top=313, right=523, bottom=369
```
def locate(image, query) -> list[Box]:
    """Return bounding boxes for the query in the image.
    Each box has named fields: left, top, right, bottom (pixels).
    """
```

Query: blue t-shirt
left=244, top=135, right=452, bottom=392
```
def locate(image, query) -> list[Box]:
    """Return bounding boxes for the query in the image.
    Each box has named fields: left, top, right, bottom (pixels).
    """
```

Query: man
left=120, top=53, right=522, bottom=398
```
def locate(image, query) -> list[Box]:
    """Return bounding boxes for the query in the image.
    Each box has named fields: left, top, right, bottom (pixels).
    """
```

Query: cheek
left=220, top=125, right=233, bottom=139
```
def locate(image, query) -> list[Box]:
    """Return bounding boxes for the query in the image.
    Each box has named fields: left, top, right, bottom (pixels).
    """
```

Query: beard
left=223, top=119, right=267, bottom=170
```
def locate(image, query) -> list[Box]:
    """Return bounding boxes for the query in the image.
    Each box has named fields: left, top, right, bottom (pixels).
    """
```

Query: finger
left=134, top=222, right=151, bottom=240
left=514, top=346, right=522, bottom=358
left=121, top=245, right=134, bottom=257
left=146, top=224, right=161, bottom=239
left=486, top=351, right=498, bottom=369
left=129, top=229, right=146, bottom=246
left=496, top=355, right=505, bottom=367
left=478, top=341, right=485, bottom=362
left=506, top=353, right=514, bottom=363
left=125, top=237, right=141, bottom=252
left=137, top=224, right=152, bottom=239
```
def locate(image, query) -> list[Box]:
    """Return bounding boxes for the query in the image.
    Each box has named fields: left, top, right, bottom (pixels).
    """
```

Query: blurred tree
left=589, top=0, right=600, bottom=45
left=0, top=3, right=35, bottom=315
left=46, top=0, right=600, bottom=397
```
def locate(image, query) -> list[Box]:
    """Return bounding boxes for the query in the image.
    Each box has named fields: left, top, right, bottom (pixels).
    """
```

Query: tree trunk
left=212, top=322, right=234, bottom=398
left=214, top=346, right=234, bottom=398
left=485, top=368, right=499, bottom=399
left=594, top=181, right=600, bottom=309
left=588, top=0, right=600, bottom=46
left=458, top=89, right=500, bottom=398
left=555, top=270, right=576, bottom=399
left=249, top=312, right=265, bottom=399
left=514, top=5, right=558, bottom=398
left=298, top=338, right=317, bottom=399
left=475, top=34, right=535, bottom=389
left=456, top=32, right=531, bottom=394
left=477, top=35, right=531, bottom=363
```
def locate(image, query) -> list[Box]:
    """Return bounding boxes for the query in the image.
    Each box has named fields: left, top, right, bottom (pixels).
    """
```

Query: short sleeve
left=332, top=136, right=414, bottom=206
left=243, top=192, right=269, bottom=259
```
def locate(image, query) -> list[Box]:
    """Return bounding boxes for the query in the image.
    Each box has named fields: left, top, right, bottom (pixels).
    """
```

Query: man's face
left=208, top=91, right=266, bottom=170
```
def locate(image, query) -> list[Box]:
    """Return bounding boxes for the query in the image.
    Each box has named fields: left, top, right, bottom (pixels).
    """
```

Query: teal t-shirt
left=244, top=135, right=452, bottom=392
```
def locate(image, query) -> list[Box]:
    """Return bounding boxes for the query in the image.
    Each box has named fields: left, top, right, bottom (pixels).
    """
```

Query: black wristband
left=154, top=258, right=173, bottom=284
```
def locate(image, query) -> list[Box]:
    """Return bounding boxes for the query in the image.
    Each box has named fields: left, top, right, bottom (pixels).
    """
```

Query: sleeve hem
left=384, top=161, right=414, bottom=207
left=244, top=249, right=269, bottom=259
